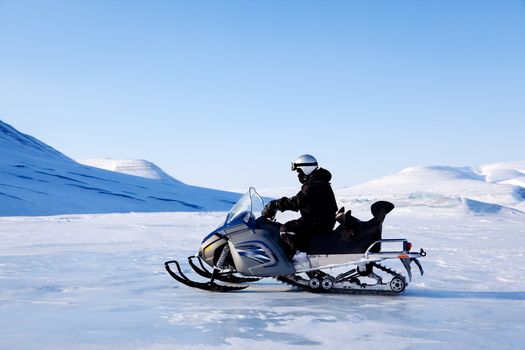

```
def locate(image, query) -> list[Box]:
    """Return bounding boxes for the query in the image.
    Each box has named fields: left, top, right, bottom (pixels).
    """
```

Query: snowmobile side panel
left=228, top=227, right=296, bottom=277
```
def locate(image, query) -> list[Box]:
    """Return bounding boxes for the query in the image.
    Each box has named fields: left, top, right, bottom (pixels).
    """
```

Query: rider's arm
left=273, top=190, right=306, bottom=212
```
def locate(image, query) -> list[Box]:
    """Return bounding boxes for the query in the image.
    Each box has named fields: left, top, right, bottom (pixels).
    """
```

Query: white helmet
left=291, top=154, right=318, bottom=176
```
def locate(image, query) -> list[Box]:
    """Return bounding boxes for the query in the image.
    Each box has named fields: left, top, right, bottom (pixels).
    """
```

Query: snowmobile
left=165, top=188, right=426, bottom=294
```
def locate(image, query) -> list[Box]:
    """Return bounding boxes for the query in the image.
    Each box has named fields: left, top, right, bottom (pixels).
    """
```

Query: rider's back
left=297, top=167, right=338, bottom=230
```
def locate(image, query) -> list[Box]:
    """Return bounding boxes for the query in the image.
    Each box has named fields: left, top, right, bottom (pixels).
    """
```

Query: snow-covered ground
left=1, top=209, right=524, bottom=350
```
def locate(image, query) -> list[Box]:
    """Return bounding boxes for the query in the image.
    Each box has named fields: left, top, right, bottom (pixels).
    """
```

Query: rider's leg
left=280, top=219, right=311, bottom=258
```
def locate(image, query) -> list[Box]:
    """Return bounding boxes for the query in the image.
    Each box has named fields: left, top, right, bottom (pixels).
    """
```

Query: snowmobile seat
left=335, top=207, right=346, bottom=225
left=303, top=201, right=394, bottom=255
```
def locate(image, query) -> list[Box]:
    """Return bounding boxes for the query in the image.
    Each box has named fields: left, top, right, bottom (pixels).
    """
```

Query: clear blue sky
left=1, top=0, right=524, bottom=190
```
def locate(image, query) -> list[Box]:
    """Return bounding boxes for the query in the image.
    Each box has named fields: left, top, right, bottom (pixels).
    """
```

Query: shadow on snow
left=407, top=289, right=525, bottom=300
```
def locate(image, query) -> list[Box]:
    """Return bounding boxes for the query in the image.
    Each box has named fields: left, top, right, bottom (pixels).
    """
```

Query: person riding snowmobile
left=261, top=154, right=338, bottom=258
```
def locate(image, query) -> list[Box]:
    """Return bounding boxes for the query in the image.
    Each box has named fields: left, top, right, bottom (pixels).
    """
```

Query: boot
left=280, top=232, right=297, bottom=260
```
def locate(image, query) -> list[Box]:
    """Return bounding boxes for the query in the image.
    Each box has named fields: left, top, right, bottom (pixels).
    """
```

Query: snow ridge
left=0, top=119, right=239, bottom=216
left=0, top=120, right=70, bottom=160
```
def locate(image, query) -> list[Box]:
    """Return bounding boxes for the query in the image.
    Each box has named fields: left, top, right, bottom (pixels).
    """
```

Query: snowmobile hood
left=309, top=167, right=332, bottom=182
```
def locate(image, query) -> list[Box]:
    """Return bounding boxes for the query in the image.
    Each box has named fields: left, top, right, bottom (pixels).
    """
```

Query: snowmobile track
left=275, top=274, right=403, bottom=296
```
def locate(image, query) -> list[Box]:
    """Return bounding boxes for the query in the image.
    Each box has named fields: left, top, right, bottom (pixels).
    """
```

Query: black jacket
left=273, top=168, right=338, bottom=230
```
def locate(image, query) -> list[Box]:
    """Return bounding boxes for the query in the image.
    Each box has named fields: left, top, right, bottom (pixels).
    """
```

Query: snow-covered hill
left=0, top=120, right=240, bottom=216
left=79, top=158, right=182, bottom=183
left=337, top=162, right=525, bottom=217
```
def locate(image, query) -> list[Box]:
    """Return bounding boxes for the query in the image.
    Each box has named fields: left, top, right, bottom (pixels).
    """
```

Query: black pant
left=280, top=218, right=332, bottom=252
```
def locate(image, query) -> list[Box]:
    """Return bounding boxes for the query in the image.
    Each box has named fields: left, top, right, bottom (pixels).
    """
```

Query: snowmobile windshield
left=224, top=187, right=264, bottom=225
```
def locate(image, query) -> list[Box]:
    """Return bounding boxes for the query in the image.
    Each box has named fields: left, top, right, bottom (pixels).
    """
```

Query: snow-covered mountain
left=79, top=158, right=182, bottom=183
left=0, top=120, right=240, bottom=216
left=3, top=119, right=524, bottom=219
left=337, top=162, right=525, bottom=217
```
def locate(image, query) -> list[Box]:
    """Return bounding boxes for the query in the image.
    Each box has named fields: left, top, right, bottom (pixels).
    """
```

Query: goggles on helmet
left=291, top=161, right=318, bottom=171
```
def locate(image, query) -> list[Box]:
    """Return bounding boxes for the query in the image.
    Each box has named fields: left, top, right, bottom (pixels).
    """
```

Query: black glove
left=261, top=201, right=278, bottom=218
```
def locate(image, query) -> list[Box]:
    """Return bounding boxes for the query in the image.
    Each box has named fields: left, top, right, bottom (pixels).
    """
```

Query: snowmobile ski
left=164, top=260, right=248, bottom=292
left=187, top=256, right=261, bottom=283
